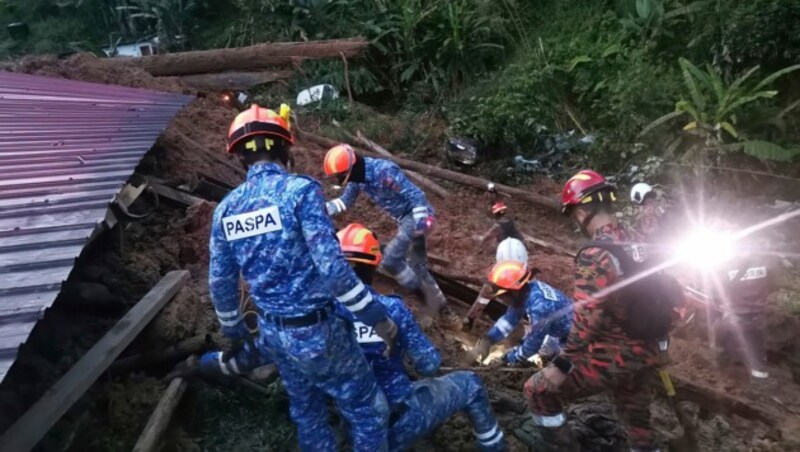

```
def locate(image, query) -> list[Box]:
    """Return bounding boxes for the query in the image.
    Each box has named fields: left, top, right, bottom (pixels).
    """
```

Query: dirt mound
left=15, top=53, right=186, bottom=93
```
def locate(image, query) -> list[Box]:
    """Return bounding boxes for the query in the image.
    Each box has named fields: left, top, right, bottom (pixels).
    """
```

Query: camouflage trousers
left=390, top=371, right=506, bottom=451
left=382, top=214, right=446, bottom=310
left=260, top=314, right=390, bottom=452
left=524, top=347, right=658, bottom=449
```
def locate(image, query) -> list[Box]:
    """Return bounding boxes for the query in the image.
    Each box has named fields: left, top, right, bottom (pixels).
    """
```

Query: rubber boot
left=513, top=415, right=579, bottom=452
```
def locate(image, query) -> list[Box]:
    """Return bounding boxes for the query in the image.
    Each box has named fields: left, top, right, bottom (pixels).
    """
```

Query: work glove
left=373, top=318, right=398, bottom=358
left=412, top=207, right=432, bottom=235
left=538, top=335, right=561, bottom=362
left=326, top=199, right=346, bottom=217
left=471, top=337, right=493, bottom=363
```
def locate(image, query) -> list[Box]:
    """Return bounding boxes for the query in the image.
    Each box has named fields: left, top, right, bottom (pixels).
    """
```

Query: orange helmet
left=491, top=201, right=507, bottom=216
left=226, top=104, right=294, bottom=153
left=323, top=144, right=357, bottom=182
left=337, top=223, right=382, bottom=266
left=487, top=260, right=532, bottom=295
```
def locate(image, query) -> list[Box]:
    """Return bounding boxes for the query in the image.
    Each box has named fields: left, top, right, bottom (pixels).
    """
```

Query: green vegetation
left=3, top=0, right=800, bottom=176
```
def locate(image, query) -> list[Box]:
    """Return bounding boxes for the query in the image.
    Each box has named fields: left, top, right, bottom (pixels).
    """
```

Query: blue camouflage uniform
left=339, top=289, right=506, bottom=451
left=487, top=280, right=573, bottom=364
left=326, top=157, right=446, bottom=308
left=209, top=162, right=390, bottom=452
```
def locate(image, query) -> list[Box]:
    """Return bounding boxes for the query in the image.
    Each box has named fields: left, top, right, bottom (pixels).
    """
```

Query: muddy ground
left=1, top=53, right=799, bottom=451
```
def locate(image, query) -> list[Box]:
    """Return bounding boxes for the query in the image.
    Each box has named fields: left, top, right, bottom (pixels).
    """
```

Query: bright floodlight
left=673, top=227, right=736, bottom=271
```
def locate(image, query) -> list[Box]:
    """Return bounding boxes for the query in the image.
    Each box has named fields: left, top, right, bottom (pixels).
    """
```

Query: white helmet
left=630, top=182, right=654, bottom=205
left=496, top=237, right=528, bottom=264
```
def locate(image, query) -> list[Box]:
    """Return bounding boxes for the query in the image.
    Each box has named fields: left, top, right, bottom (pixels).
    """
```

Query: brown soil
left=3, top=53, right=799, bottom=451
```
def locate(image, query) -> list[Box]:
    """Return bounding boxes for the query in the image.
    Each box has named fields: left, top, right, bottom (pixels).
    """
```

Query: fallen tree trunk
left=298, top=130, right=560, bottom=211
left=174, top=70, right=293, bottom=90
left=123, top=38, right=368, bottom=76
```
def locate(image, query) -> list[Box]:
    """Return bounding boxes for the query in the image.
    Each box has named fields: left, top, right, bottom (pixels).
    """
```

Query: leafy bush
left=641, top=58, right=800, bottom=162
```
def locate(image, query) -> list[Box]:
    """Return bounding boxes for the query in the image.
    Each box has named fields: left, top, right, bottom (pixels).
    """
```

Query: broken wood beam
left=434, top=270, right=484, bottom=287
left=123, top=38, right=369, bottom=76
left=173, top=70, right=293, bottom=91
left=522, top=233, right=576, bottom=257
left=669, top=373, right=774, bottom=423
left=132, top=362, right=190, bottom=452
left=355, top=130, right=451, bottom=199
left=0, top=270, right=189, bottom=452
left=297, top=130, right=559, bottom=210
left=110, top=333, right=218, bottom=373
left=427, top=253, right=451, bottom=268
left=149, top=183, right=206, bottom=207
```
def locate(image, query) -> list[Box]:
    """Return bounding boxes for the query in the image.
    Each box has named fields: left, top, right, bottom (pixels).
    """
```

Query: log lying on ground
left=133, top=363, right=190, bottom=452
left=123, top=38, right=368, bottom=76
left=174, top=70, right=293, bottom=90
left=298, top=130, right=560, bottom=210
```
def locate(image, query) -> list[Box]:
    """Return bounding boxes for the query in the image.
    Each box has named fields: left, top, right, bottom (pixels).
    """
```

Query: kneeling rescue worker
left=322, top=144, right=448, bottom=315
left=472, top=261, right=572, bottom=367
left=464, top=202, right=530, bottom=329
left=518, top=170, right=666, bottom=452
left=337, top=223, right=507, bottom=451
left=209, top=105, right=397, bottom=451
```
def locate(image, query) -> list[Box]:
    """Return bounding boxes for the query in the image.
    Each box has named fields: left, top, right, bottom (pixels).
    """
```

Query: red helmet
left=487, top=260, right=532, bottom=295
left=226, top=104, right=294, bottom=153
left=491, top=201, right=507, bottom=216
left=561, top=170, right=615, bottom=214
left=337, top=223, right=382, bottom=266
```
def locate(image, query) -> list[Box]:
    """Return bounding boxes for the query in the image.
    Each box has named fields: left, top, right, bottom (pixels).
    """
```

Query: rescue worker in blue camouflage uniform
left=322, top=144, right=449, bottom=315
left=209, top=105, right=398, bottom=452
left=471, top=261, right=573, bottom=367
left=336, top=223, right=507, bottom=451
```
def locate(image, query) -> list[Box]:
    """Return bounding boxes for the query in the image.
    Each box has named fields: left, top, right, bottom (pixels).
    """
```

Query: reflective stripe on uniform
left=412, top=206, right=428, bottom=214
left=751, top=369, right=769, bottom=379
left=332, top=198, right=347, bottom=212
left=495, top=318, right=514, bottom=336
left=215, top=308, right=240, bottom=320
left=338, top=282, right=366, bottom=303
left=218, top=316, right=243, bottom=327
left=476, top=296, right=490, bottom=305
left=475, top=423, right=504, bottom=446
left=345, top=291, right=374, bottom=313
left=530, top=412, right=566, bottom=427
left=394, top=267, right=417, bottom=286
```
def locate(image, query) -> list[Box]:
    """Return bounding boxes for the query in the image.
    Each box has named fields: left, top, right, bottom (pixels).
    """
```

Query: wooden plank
left=522, top=233, right=576, bottom=257
left=149, top=183, right=205, bottom=207
left=132, top=369, right=189, bottom=452
left=0, top=270, right=189, bottom=452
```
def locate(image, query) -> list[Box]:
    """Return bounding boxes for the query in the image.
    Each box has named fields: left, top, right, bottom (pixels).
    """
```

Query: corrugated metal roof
left=0, top=72, right=192, bottom=383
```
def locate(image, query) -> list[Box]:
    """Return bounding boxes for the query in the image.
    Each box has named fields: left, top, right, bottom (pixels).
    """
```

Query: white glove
left=326, top=199, right=347, bottom=217
left=538, top=335, right=561, bottom=361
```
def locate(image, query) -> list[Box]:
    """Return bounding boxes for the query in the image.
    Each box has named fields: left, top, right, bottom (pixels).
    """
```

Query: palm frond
left=638, top=110, right=685, bottom=137
left=741, top=140, right=800, bottom=162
